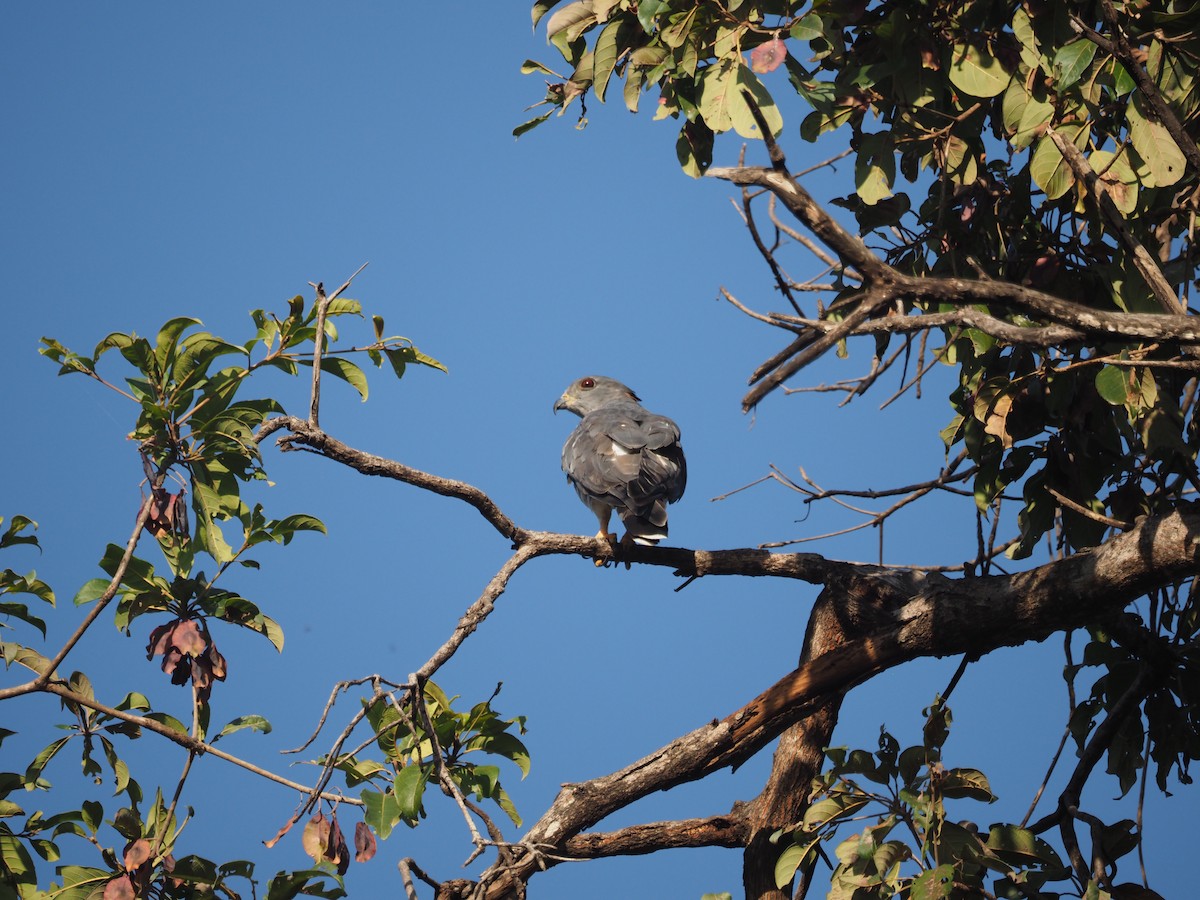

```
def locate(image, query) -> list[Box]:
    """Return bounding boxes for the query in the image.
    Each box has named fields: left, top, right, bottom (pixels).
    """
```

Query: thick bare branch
left=471, top=507, right=1200, bottom=897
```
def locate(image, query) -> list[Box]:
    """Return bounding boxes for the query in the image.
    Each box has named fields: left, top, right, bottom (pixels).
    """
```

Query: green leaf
left=802, top=793, right=871, bottom=828
left=316, top=357, right=368, bottom=401
left=1127, top=93, right=1186, bottom=188
left=592, top=19, right=624, bottom=102
left=0, top=516, right=40, bottom=551
left=72, top=578, right=110, bottom=607
left=948, top=43, right=1010, bottom=98
left=940, top=767, right=994, bottom=801
left=25, top=737, right=72, bottom=783
left=532, top=1, right=562, bottom=29
left=464, top=731, right=532, bottom=778
left=265, top=868, right=346, bottom=900
left=514, top=110, right=554, bottom=138
left=910, top=864, right=955, bottom=899
left=335, top=757, right=388, bottom=788
left=1029, top=123, right=1089, bottom=200
left=855, top=133, right=895, bottom=204
left=154, top=316, right=202, bottom=370
left=1052, top=39, right=1096, bottom=88
left=1095, top=366, right=1129, bottom=405
left=790, top=13, right=823, bottom=42
left=0, top=642, right=52, bottom=676
left=55, top=865, right=115, bottom=900
left=545, top=1, right=596, bottom=44
left=393, top=764, right=427, bottom=822
left=360, top=787, right=402, bottom=840
left=0, top=601, right=46, bottom=638
left=775, top=837, right=819, bottom=889
left=143, top=712, right=189, bottom=737
left=212, top=715, right=272, bottom=744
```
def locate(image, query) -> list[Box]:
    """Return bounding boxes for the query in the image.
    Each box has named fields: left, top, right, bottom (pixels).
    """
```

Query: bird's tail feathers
left=620, top=504, right=669, bottom=545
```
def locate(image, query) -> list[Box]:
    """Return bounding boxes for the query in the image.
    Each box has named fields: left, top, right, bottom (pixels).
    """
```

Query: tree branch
left=1080, top=3, right=1200, bottom=177
left=705, top=164, right=1200, bottom=410
left=470, top=507, right=1200, bottom=897
left=42, top=683, right=355, bottom=805
left=1045, top=127, right=1182, bottom=314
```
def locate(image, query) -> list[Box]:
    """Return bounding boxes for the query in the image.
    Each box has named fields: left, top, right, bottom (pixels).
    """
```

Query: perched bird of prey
left=554, top=376, right=686, bottom=553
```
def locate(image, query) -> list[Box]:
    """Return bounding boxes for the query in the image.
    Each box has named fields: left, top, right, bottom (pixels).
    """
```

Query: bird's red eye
left=580, top=377, right=595, bottom=389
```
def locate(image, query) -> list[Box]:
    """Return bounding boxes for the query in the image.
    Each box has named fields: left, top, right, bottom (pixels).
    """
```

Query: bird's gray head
left=553, top=376, right=641, bottom=417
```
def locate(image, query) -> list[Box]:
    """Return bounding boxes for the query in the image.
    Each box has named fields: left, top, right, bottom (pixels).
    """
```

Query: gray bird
left=554, top=376, right=686, bottom=552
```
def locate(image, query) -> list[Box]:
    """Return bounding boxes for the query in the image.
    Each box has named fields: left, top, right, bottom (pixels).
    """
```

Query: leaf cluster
left=1, top=292, right=457, bottom=897
left=774, top=701, right=1075, bottom=899
left=355, top=681, right=530, bottom=840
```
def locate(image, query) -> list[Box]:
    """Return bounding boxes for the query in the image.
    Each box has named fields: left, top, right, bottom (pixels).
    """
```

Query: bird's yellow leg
left=593, top=529, right=618, bottom=566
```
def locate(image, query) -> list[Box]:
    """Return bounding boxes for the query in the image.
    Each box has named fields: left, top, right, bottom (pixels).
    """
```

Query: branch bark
left=466, top=507, right=1200, bottom=898
left=705, top=164, right=1200, bottom=410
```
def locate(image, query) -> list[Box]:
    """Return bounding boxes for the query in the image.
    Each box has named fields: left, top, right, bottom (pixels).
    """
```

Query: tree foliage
left=4, top=2, right=1200, bottom=900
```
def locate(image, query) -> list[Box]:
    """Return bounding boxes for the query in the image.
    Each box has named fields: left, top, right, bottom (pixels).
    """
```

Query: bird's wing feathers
left=562, top=404, right=686, bottom=537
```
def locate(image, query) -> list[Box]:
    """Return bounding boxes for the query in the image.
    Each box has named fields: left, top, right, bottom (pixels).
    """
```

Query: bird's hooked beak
left=553, top=393, right=571, bottom=415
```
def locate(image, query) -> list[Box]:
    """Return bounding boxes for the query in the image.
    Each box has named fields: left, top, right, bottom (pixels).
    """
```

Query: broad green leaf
left=336, top=757, right=387, bottom=788
left=154, top=316, right=202, bottom=370
left=72, top=578, right=110, bottom=607
left=0, top=799, right=23, bottom=818
left=635, top=0, right=668, bottom=32
left=943, top=135, right=977, bottom=186
left=948, top=44, right=1010, bottom=98
left=269, top=514, right=327, bottom=545
left=677, top=121, right=714, bottom=178
left=0, top=516, right=40, bottom=551
left=1030, top=123, right=1089, bottom=200
left=0, top=601, right=46, bottom=637
left=464, top=731, right=532, bottom=778
left=940, top=767, right=994, bottom=800
left=910, top=864, right=955, bottom=899
left=802, top=793, right=870, bottom=828
left=592, top=19, right=624, bottom=103
left=855, top=133, right=895, bottom=204
left=699, top=62, right=738, bottom=133
left=143, top=712, right=189, bottom=737
left=315, top=357, right=368, bottom=401
left=775, top=837, right=819, bottom=888
left=360, top=787, right=402, bottom=840
left=212, top=715, right=272, bottom=743
left=1095, top=366, right=1128, bottom=405
left=1052, top=39, right=1096, bottom=88
left=394, top=764, right=427, bottom=821
left=545, top=1, right=595, bottom=43
left=494, top=784, right=522, bottom=827
left=265, top=868, right=346, bottom=900
left=729, top=67, right=782, bottom=139
left=170, top=855, right=220, bottom=886
left=790, top=13, right=823, bottom=42
left=0, top=642, right=52, bottom=676
left=1127, top=94, right=1186, bottom=187
left=699, top=63, right=782, bottom=139
left=53, top=866, right=112, bottom=900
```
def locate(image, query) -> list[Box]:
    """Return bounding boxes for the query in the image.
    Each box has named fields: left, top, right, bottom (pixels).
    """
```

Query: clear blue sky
left=1, top=4, right=1186, bottom=897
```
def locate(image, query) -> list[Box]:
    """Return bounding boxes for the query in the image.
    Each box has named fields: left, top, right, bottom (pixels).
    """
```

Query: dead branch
left=704, top=162, right=1200, bottom=410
